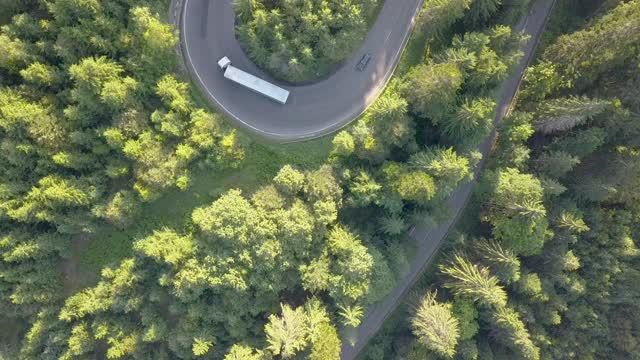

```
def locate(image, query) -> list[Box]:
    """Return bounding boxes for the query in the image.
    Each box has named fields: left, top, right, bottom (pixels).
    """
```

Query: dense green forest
left=0, top=0, right=637, bottom=359
left=361, top=0, right=640, bottom=359
left=234, top=0, right=380, bottom=82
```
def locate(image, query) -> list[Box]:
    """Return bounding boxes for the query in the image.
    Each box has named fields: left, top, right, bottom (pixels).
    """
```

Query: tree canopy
left=235, top=0, right=379, bottom=82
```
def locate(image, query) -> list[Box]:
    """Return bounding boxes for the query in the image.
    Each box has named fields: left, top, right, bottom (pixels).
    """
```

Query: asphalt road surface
left=339, top=0, right=557, bottom=359
left=173, top=0, right=424, bottom=142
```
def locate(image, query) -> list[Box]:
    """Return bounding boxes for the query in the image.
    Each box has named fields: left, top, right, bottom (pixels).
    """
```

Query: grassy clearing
left=73, top=136, right=332, bottom=287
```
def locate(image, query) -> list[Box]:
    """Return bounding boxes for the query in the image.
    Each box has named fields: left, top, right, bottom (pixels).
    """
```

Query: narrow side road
left=339, top=0, right=557, bottom=358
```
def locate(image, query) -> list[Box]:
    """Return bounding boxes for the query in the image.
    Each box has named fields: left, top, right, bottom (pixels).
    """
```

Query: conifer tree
left=412, top=291, right=460, bottom=358
left=440, top=254, right=507, bottom=308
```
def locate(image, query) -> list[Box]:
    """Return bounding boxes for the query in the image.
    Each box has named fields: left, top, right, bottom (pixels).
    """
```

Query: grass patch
left=73, top=136, right=332, bottom=287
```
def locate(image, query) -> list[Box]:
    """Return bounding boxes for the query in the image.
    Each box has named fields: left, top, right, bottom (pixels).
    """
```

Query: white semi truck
left=217, top=57, right=290, bottom=104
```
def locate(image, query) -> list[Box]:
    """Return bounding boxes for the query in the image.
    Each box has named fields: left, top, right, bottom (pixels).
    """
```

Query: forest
left=234, top=0, right=380, bottom=82
left=361, top=0, right=640, bottom=359
left=0, top=0, right=638, bottom=359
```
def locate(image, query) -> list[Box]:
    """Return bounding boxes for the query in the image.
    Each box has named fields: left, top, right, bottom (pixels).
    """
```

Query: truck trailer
left=217, top=57, right=290, bottom=104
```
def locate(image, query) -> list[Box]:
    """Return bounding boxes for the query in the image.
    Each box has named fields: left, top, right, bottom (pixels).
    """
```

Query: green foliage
left=516, top=271, right=546, bottom=301
left=380, top=214, right=408, bottom=236
left=442, top=97, right=496, bottom=147
left=273, top=164, right=306, bottom=195
left=384, top=162, right=437, bottom=205
left=473, top=239, right=520, bottom=284
left=338, top=304, right=365, bottom=328
left=497, top=0, right=532, bottom=26
left=92, top=190, right=141, bottom=227
left=226, top=299, right=340, bottom=359
left=394, top=4, right=640, bottom=360
left=327, top=226, right=374, bottom=305
left=534, top=150, right=580, bottom=179
left=265, top=304, right=309, bottom=359
left=224, top=344, right=265, bottom=360
left=483, top=168, right=548, bottom=256
left=549, top=127, right=606, bottom=158
left=0, top=2, right=246, bottom=343
left=367, top=247, right=396, bottom=304
left=192, top=337, right=214, bottom=356
left=402, top=62, right=464, bottom=122
left=443, top=26, right=527, bottom=90
left=416, top=0, right=473, bottom=40
left=456, top=339, right=479, bottom=360
left=307, top=299, right=341, bottom=360
left=7, top=1, right=640, bottom=360
left=235, top=0, right=379, bottom=82
left=0, top=0, right=40, bottom=24
left=409, top=147, right=472, bottom=197
left=494, top=111, right=534, bottom=169
left=533, top=96, right=610, bottom=134
left=300, top=256, right=332, bottom=293
left=466, top=0, right=502, bottom=27
left=133, top=229, right=194, bottom=266
left=310, top=322, right=341, bottom=360
left=44, top=167, right=352, bottom=357
left=411, top=291, right=460, bottom=358
left=0, top=231, right=66, bottom=317
left=331, top=84, right=415, bottom=163
left=20, top=62, right=61, bottom=88
left=128, top=6, right=178, bottom=86
left=0, top=33, right=30, bottom=72
left=485, top=306, right=540, bottom=359
left=451, top=297, right=479, bottom=340
left=519, top=61, right=566, bottom=104
left=440, top=254, right=507, bottom=308
left=543, top=0, right=640, bottom=89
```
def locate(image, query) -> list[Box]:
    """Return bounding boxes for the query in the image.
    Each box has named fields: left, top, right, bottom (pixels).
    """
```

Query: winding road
left=171, top=0, right=424, bottom=141
left=170, top=0, right=556, bottom=358
left=339, top=0, right=557, bottom=359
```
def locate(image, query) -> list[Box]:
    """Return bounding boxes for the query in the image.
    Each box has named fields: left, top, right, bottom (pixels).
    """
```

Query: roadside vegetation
left=0, top=0, right=638, bottom=359
left=234, top=0, right=381, bottom=83
left=361, top=1, right=640, bottom=359
left=1, top=0, right=527, bottom=357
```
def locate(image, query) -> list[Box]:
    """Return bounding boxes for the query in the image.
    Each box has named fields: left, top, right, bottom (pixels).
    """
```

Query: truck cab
left=218, top=56, right=231, bottom=71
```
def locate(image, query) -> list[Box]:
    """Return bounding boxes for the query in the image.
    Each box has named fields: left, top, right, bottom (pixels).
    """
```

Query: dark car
left=356, top=53, right=372, bottom=71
